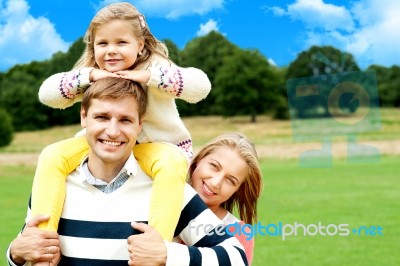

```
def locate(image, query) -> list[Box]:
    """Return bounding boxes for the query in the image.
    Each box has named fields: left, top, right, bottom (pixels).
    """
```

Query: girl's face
left=191, top=146, right=248, bottom=211
left=94, top=20, right=144, bottom=72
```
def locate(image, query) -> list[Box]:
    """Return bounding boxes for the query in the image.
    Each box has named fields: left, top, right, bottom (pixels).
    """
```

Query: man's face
left=81, top=96, right=142, bottom=167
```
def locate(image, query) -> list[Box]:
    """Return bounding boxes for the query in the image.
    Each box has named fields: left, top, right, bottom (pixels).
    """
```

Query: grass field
left=254, top=156, right=399, bottom=266
left=1, top=109, right=399, bottom=265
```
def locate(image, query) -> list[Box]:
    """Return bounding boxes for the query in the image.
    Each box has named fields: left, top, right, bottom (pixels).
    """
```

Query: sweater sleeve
left=166, top=186, right=248, bottom=266
left=38, top=67, right=94, bottom=109
left=147, top=62, right=211, bottom=104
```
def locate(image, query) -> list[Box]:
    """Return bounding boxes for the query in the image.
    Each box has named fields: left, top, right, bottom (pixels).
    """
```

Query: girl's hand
left=114, top=70, right=151, bottom=83
left=89, top=69, right=119, bottom=82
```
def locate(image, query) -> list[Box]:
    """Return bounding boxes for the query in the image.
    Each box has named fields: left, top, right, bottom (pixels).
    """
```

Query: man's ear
left=80, top=108, right=87, bottom=128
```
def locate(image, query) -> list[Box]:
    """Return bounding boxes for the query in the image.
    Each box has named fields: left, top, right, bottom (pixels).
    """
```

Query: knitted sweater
left=38, top=55, right=211, bottom=157
left=223, top=212, right=254, bottom=265
left=8, top=157, right=248, bottom=266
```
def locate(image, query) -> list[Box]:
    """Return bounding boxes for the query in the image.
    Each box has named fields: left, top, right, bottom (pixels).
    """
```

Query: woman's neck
left=210, top=206, right=228, bottom=220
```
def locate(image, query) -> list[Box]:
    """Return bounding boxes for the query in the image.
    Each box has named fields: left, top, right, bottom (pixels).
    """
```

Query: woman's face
left=191, top=146, right=248, bottom=210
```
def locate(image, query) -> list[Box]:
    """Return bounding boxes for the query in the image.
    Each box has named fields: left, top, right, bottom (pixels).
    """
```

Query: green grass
left=0, top=165, right=35, bottom=261
left=253, top=156, right=399, bottom=266
left=1, top=157, right=399, bottom=265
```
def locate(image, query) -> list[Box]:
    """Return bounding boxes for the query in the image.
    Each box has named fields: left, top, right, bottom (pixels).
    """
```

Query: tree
left=214, top=48, right=280, bottom=122
left=0, top=70, right=48, bottom=131
left=178, top=31, right=238, bottom=115
left=0, top=108, right=13, bottom=147
left=163, top=39, right=181, bottom=65
left=286, top=45, right=360, bottom=80
left=0, top=38, right=86, bottom=132
left=285, top=46, right=360, bottom=118
left=368, top=65, right=400, bottom=107
left=270, top=66, right=290, bottom=119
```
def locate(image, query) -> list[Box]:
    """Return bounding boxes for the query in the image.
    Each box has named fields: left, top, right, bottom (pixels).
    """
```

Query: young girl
left=33, top=2, right=211, bottom=242
left=188, top=133, right=263, bottom=265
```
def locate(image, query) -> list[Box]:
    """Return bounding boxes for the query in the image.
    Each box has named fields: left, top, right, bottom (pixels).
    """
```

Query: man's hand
left=10, top=215, right=60, bottom=265
left=127, top=222, right=167, bottom=266
left=114, top=69, right=151, bottom=83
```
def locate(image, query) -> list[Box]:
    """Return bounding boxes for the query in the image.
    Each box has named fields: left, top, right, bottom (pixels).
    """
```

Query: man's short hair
left=81, top=77, right=147, bottom=120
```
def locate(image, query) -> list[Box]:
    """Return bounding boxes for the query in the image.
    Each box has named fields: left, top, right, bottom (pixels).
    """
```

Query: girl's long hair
left=74, top=2, right=169, bottom=69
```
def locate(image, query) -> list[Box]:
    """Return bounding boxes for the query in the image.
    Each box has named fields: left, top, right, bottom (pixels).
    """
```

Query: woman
left=189, top=133, right=263, bottom=265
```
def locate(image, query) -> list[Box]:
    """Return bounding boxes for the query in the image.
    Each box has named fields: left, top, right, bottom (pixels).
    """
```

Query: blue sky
left=0, top=0, right=399, bottom=72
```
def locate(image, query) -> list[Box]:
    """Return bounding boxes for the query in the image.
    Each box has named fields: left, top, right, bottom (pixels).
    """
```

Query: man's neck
left=86, top=156, right=127, bottom=183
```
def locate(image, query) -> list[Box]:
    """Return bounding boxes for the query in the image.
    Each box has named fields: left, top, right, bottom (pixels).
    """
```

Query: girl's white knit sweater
left=38, top=55, right=211, bottom=157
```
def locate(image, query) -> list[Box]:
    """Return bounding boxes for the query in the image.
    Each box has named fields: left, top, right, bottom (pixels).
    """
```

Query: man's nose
left=106, top=120, right=120, bottom=137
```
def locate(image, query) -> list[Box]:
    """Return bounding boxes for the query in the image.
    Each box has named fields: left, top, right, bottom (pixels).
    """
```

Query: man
left=7, top=77, right=247, bottom=266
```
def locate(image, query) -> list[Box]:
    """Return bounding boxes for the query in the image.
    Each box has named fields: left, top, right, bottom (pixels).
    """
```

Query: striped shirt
left=7, top=153, right=248, bottom=266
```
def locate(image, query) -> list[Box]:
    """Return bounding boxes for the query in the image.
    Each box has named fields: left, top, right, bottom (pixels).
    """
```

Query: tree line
left=0, top=31, right=399, bottom=146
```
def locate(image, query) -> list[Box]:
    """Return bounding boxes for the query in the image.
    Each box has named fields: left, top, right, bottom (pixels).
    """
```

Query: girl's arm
left=38, top=67, right=94, bottom=109
left=146, top=62, right=212, bottom=103
left=115, top=61, right=212, bottom=104
left=31, top=137, right=89, bottom=232
left=133, top=142, right=188, bottom=241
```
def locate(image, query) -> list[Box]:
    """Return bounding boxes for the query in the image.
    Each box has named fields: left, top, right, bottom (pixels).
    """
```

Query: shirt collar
left=77, top=152, right=138, bottom=185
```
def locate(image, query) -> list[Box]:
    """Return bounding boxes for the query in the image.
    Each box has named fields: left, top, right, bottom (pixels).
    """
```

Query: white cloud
left=196, top=19, right=219, bottom=36
left=268, top=0, right=400, bottom=68
left=268, top=58, right=277, bottom=67
left=98, top=0, right=225, bottom=19
left=267, top=6, right=288, bottom=17
left=0, top=0, right=70, bottom=71
left=287, top=0, right=354, bottom=31
left=347, top=0, right=400, bottom=67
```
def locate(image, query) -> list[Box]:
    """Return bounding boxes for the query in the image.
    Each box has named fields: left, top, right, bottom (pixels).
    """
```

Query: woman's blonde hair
left=74, top=2, right=169, bottom=69
left=189, top=133, right=263, bottom=224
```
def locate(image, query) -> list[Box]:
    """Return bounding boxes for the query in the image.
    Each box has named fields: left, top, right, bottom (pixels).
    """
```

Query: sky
left=0, top=0, right=399, bottom=72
